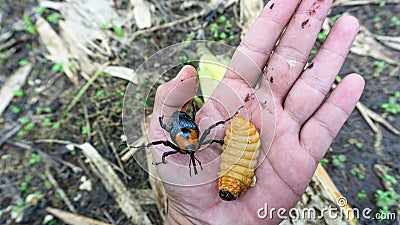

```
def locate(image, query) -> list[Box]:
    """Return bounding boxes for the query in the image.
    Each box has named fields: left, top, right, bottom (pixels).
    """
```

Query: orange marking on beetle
left=218, top=116, right=261, bottom=201
left=174, top=129, right=199, bottom=150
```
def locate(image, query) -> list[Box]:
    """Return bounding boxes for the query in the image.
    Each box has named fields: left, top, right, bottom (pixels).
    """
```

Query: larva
left=218, top=116, right=261, bottom=201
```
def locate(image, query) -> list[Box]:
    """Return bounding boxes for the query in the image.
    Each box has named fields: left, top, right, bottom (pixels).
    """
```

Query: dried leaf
left=79, top=142, right=152, bottom=225
left=131, top=0, right=152, bottom=29
left=240, top=0, right=263, bottom=33
left=36, top=18, right=78, bottom=84
left=351, top=26, right=399, bottom=65
left=0, top=64, right=32, bottom=115
left=374, top=35, right=400, bottom=51
left=104, top=66, right=137, bottom=83
left=46, top=207, right=113, bottom=225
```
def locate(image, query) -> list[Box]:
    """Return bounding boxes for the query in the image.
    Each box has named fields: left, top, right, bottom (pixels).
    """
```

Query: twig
left=45, top=166, right=77, bottom=213
left=46, top=207, right=113, bottom=225
left=109, top=141, right=127, bottom=181
left=101, top=208, right=116, bottom=225
left=357, top=102, right=400, bottom=136
left=83, top=104, right=91, bottom=142
left=0, top=123, right=22, bottom=146
left=34, top=139, right=77, bottom=146
left=98, top=128, right=111, bottom=154
left=128, top=0, right=237, bottom=42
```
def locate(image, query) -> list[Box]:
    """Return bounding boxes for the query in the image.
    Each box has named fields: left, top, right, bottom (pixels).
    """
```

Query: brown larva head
left=219, top=190, right=238, bottom=201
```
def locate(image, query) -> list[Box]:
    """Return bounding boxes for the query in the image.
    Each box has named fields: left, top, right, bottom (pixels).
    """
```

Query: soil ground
left=0, top=0, right=399, bottom=225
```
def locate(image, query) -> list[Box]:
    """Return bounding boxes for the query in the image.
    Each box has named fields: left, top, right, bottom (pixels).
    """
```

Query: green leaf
left=197, top=45, right=229, bottom=102
left=11, top=106, right=21, bottom=114
left=113, top=25, right=124, bottom=37
left=19, top=59, right=29, bottom=66
left=51, top=62, right=63, bottom=73
left=42, top=118, right=53, bottom=127
left=47, top=13, right=60, bottom=25
left=20, top=117, right=30, bottom=125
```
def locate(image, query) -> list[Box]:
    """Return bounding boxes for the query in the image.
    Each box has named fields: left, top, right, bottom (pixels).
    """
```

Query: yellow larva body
left=218, top=116, right=261, bottom=201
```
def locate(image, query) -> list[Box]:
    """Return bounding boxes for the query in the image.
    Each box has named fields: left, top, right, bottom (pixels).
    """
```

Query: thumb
left=153, top=65, right=198, bottom=117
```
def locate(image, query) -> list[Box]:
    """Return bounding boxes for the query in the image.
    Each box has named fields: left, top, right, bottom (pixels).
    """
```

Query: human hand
left=147, top=0, right=364, bottom=224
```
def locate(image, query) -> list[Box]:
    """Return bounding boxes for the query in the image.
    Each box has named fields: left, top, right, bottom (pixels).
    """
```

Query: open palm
left=147, top=0, right=364, bottom=224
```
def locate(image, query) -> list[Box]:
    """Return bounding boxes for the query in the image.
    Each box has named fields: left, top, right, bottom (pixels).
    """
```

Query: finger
left=224, top=0, right=300, bottom=88
left=153, top=65, right=198, bottom=117
left=284, top=15, right=360, bottom=126
left=300, top=74, right=364, bottom=162
left=264, top=0, right=333, bottom=104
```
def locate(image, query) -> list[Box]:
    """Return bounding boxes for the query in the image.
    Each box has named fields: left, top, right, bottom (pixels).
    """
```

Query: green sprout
left=320, top=158, right=329, bottom=165
left=51, top=62, right=64, bottom=73
left=81, top=126, right=90, bottom=134
left=13, top=89, right=24, bottom=97
left=376, top=188, right=399, bottom=207
left=375, top=188, right=399, bottom=219
left=44, top=180, right=52, bottom=189
left=47, top=12, right=60, bottom=25
left=19, top=59, right=29, bottom=66
left=96, top=89, right=105, bottom=97
left=135, top=93, right=142, bottom=100
left=355, top=141, right=363, bottom=149
left=37, top=7, right=48, bottom=15
left=349, top=164, right=366, bottom=180
left=42, top=118, right=53, bottom=127
left=331, top=14, right=341, bottom=22
left=11, top=106, right=22, bottom=114
left=374, top=16, right=382, bottom=22
left=44, top=106, right=52, bottom=113
left=391, top=16, right=400, bottom=26
left=332, top=154, right=346, bottom=168
left=210, top=23, right=219, bottom=38
left=357, top=189, right=367, bottom=199
left=372, top=61, right=385, bottom=77
left=113, top=25, right=124, bottom=37
left=25, top=175, right=33, bottom=182
left=29, top=153, right=42, bottom=165
left=317, top=29, right=329, bottom=42
left=24, top=16, right=37, bottom=34
left=381, top=91, right=400, bottom=114
left=20, top=182, right=29, bottom=194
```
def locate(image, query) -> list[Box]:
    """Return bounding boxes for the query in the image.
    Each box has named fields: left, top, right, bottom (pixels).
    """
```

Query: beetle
left=133, top=105, right=244, bottom=176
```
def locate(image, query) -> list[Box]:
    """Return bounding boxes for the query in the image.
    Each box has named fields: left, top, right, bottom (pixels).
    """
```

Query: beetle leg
left=129, top=140, right=180, bottom=150
left=159, top=116, right=168, bottom=131
left=189, top=152, right=202, bottom=176
left=191, top=100, right=197, bottom=121
left=201, top=139, right=224, bottom=146
left=153, top=150, right=179, bottom=165
left=198, top=106, right=244, bottom=146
